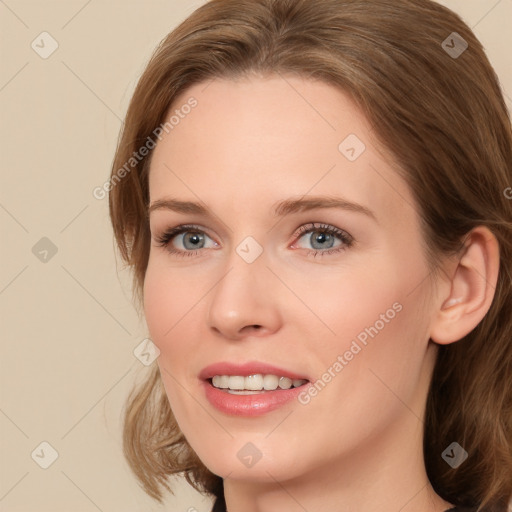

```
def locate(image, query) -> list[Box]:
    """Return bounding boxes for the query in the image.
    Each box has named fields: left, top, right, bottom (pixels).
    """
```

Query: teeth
left=211, top=374, right=308, bottom=391
left=278, top=377, right=292, bottom=389
left=245, top=374, right=264, bottom=390
left=228, top=376, right=245, bottom=390
left=263, top=374, right=279, bottom=390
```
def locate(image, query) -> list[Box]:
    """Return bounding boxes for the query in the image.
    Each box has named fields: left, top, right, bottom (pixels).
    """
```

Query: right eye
left=154, top=224, right=218, bottom=257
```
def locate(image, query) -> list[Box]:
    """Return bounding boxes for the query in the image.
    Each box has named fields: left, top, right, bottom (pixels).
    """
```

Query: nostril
left=241, top=325, right=262, bottom=333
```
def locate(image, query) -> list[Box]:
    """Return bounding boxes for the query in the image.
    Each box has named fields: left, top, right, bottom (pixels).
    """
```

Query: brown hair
left=108, top=0, right=512, bottom=510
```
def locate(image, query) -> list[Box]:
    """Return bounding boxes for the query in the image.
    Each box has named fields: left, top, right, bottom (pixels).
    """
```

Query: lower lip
left=202, top=380, right=309, bottom=416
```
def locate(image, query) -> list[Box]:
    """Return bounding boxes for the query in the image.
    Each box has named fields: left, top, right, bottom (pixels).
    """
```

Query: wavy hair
left=108, top=0, right=512, bottom=510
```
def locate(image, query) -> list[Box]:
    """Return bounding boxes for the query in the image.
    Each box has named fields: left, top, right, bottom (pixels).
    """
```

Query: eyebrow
left=148, top=195, right=377, bottom=221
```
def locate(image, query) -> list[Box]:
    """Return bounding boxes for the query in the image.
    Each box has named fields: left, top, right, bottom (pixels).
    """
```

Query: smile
left=210, top=374, right=309, bottom=393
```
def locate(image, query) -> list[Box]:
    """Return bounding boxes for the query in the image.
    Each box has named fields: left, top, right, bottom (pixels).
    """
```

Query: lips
left=199, top=361, right=311, bottom=382
left=199, top=361, right=312, bottom=416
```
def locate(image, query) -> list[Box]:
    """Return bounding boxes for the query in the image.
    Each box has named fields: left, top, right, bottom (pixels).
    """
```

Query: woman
left=108, top=0, right=512, bottom=511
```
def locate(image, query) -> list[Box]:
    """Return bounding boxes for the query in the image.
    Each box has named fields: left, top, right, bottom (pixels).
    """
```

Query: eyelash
left=153, top=223, right=354, bottom=259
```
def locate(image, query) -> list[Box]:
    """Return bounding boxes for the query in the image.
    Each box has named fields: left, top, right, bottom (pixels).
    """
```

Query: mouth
left=199, top=361, right=312, bottom=416
left=207, top=374, right=309, bottom=394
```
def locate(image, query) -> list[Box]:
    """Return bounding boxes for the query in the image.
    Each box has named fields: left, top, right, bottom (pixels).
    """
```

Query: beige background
left=1, top=1, right=511, bottom=511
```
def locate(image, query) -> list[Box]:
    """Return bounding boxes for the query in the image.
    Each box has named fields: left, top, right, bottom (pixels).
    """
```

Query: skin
left=143, top=75, right=499, bottom=512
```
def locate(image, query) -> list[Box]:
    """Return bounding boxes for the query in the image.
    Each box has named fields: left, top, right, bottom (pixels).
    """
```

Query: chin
left=191, top=439, right=303, bottom=482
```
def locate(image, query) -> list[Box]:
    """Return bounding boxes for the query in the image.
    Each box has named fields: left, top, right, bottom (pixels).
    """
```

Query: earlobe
left=430, top=227, right=500, bottom=345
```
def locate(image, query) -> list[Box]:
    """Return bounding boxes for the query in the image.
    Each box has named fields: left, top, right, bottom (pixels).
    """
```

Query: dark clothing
left=212, top=496, right=225, bottom=512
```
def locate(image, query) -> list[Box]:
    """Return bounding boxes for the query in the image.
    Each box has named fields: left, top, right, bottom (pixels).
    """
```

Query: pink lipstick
left=200, top=361, right=311, bottom=416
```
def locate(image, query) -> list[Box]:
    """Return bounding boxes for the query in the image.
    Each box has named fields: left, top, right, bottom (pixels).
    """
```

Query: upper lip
left=199, top=361, right=310, bottom=381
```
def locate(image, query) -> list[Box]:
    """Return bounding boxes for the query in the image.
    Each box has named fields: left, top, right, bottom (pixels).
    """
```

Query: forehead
left=148, top=75, right=417, bottom=228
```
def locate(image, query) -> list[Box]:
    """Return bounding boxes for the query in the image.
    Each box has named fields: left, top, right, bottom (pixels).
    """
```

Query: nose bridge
left=207, top=238, right=281, bottom=338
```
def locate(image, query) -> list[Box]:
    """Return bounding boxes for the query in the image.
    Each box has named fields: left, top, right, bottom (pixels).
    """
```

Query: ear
left=430, top=226, right=500, bottom=345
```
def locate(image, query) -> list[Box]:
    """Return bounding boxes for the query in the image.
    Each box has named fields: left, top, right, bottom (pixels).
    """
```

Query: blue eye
left=154, top=224, right=217, bottom=257
left=293, top=223, right=354, bottom=257
left=154, top=222, right=354, bottom=258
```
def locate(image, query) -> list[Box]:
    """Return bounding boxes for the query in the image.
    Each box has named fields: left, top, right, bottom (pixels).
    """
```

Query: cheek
left=143, top=260, right=204, bottom=391
left=314, top=261, right=407, bottom=349
left=316, top=284, right=432, bottom=431
left=144, top=265, right=202, bottom=430
left=313, top=248, right=431, bottom=393
left=143, top=259, right=196, bottom=347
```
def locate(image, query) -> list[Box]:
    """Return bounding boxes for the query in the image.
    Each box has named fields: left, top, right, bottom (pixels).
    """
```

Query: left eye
left=292, top=223, right=354, bottom=254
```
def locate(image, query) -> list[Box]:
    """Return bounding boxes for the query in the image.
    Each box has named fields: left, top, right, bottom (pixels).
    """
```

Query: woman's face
left=144, top=75, right=441, bottom=483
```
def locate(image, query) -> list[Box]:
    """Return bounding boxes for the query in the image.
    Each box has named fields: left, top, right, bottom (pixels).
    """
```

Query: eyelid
left=153, top=223, right=217, bottom=246
left=292, top=222, right=353, bottom=242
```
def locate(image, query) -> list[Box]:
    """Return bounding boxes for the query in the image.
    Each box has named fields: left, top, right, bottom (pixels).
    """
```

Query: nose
left=207, top=248, right=282, bottom=341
